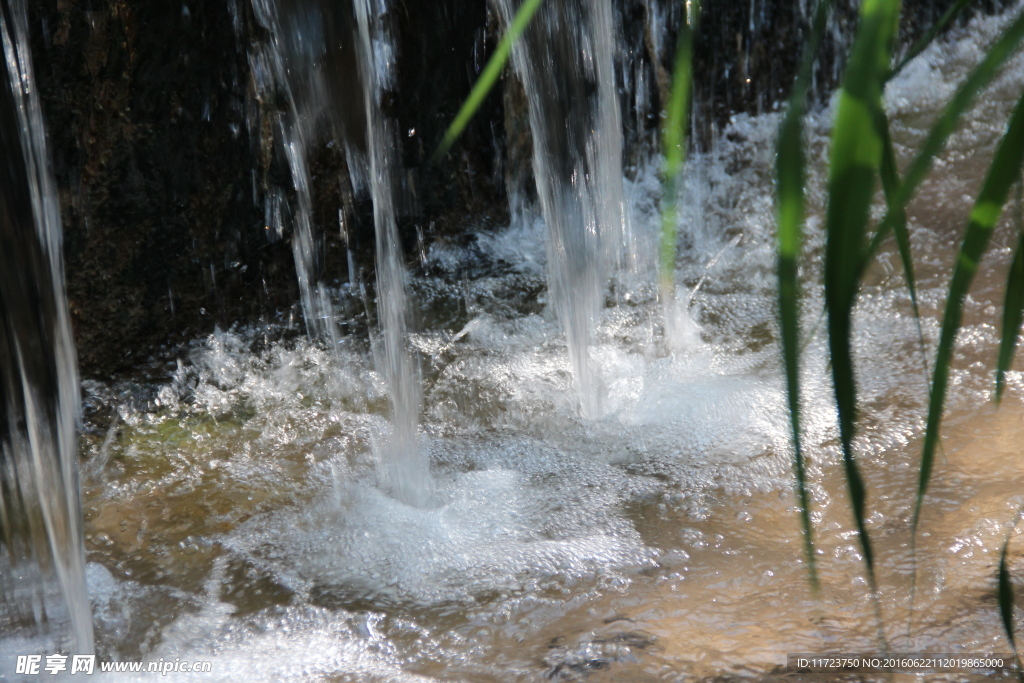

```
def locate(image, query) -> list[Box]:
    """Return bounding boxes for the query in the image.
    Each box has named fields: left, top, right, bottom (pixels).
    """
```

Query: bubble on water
left=225, top=450, right=658, bottom=607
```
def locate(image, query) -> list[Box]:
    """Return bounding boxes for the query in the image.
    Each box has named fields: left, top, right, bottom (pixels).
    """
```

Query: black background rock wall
left=24, top=0, right=1005, bottom=379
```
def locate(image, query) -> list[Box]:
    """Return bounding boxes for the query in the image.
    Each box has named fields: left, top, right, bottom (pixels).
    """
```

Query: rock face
left=29, top=0, right=293, bottom=377
left=24, top=0, right=1004, bottom=379
left=27, top=0, right=511, bottom=378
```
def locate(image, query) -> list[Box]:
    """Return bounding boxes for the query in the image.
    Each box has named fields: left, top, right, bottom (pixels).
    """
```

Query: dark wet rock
left=29, top=0, right=299, bottom=378
left=393, top=0, right=510, bottom=237
left=24, top=0, right=1014, bottom=379
left=544, top=626, right=657, bottom=680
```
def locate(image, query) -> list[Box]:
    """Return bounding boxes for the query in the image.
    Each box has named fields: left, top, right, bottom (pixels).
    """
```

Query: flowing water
left=351, top=0, right=430, bottom=506
left=494, top=0, right=627, bottom=419
left=248, top=0, right=341, bottom=343
left=247, top=0, right=428, bottom=504
left=0, top=0, right=93, bottom=657
left=9, top=3, right=1024, bottom=682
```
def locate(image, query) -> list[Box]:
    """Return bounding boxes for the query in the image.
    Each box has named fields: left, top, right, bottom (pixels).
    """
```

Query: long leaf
left=1002, top=533, right=1018, bottom=654
left=1001, top=509, right=1024, bottom=680
left=1000, top=513, right=1024, bottom=681
left=432, top=0, right=544, bottom=162
left=888, top=0, right=973, bottom=81
left=899, top=10, right=1024, bottom=208
left=997, top=181, right=1024, bottom=402
left=659, top=0, right=701, bottom=288
left=877, top=107, right=935, bottom=651
left=865, top=8, right=1024, bottom=267
left=777, top=0, right=832, bottom=594
left=824, top=0, right=902, bottom=592
left=876, top=109, right=927, bottom=352
left=914, top=86, right=1024, bottom=535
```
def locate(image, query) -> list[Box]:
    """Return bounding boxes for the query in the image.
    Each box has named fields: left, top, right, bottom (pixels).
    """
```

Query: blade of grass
left=886, top=14, right=1024, bottom=637
left=997, top=181, right=1024, bottom=402
left=876, top=110, right=935, bottom=650
left=876, top=106, right=942, bottom=649
left=876, top=109, right=927, bottom=355
left=914, top=85, right=1024, bottom=538
left=659, top=0, right=701, bottom=289
left=865, top=8, right=1024, bottom=266
left=777, top=0, right=832, bottom=594
left=1001, top=533, right=1018, bottom=655
left=824, top=0, right=902, bottom=595
left=432, top=0, right=544, bottom=163
left=889, top=0, right=973, bottom=80
left=898, top=10, right=1024, bottom=207
left=999, top=508, right=1024, bottom=681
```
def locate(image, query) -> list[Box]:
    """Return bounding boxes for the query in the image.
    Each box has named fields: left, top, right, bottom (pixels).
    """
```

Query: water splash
left=0, top=0, right=93, bottom=654
left=494, top=0, right=627, bottom=419
left=58, top=4, right=1024, bottom=679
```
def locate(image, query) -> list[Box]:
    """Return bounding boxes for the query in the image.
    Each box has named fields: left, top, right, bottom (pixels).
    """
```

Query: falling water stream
left=248, top=0, right=428, bottom=504
left=0, top=0, right=92, bottom=657
left=248, top=0, right=340, bottom=344
left=495, top=0, right=627, bottom=419
left=351, top=0, right=430, bottom=506
left=6, top=2, right=1024, bottom=681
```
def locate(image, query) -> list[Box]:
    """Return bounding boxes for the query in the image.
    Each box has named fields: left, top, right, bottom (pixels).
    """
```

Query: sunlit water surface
left=77, top=12, right=1024, bottom=682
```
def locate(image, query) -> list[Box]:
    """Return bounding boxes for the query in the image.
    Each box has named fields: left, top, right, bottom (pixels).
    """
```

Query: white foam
left=99, top=605, right=436, bottom=683
left=226, top=456, right=655, bottom=607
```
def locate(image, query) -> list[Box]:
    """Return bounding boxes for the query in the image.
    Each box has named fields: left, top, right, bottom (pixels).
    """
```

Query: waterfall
left=0, top=0, right=93, bottom=655
left=248, top=0, right=351, bottom=344
left=493, top=0, right=627, bottom=419
left=247, top=0, right=428, bottom=504
left=352, top=0, right=430, bottom=506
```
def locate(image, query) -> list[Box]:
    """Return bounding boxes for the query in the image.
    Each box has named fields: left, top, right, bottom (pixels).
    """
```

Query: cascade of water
left=248, top=0, right=357, bottom=343
left=247, top=0, right=428, bottom=504
left=494, top=0, right=627, bottom=419
left=352, top=0, right=430, bottom=506
left=0, top=0, right=93, bottom=654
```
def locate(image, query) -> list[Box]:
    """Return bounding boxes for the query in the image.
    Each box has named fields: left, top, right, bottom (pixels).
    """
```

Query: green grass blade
left=997, top=183, right=1024, bottom=402
left=824, top=0, right=902, bottom=591
left=865, top=9, right=1024, bottom=268
left=899, top=10, right=1024, bottom=207
left=432, top=0, right=544, bottom=163
left=777, top=0, right=832, bottom=594
left=659, top=0, right=701, bottom=287
left=1001, top=533, right=1017, bottom=654
left=914, top=86, right=1024, bottom=535
left=876, top=110, right=926, bottom=337
left=876, top=110, right=935, bottom=649
left=1000, top=512, right=1024, bottom=680
left=889, top=0, right=973, bottom=80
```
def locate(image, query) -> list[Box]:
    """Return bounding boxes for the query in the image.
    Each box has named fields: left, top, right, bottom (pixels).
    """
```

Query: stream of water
left=5, top=1, right=1024, bottom=681
left=247, top=0, right=428, bottom=504
left=494, top=0, right=628, bottom=419
left=0, top=0, right=93, bottom=658
left=351, top=0, right=429, bottom=507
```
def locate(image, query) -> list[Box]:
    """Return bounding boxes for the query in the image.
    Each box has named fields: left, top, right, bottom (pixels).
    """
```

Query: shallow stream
left=74, top=11, right=1024, bottom=681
